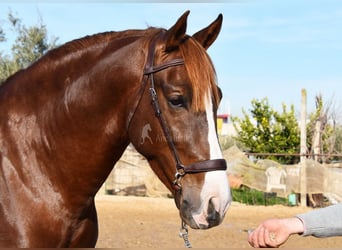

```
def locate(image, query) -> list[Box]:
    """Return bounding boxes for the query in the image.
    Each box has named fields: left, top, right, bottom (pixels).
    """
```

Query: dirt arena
left=95, top=195, right=342, bottom=248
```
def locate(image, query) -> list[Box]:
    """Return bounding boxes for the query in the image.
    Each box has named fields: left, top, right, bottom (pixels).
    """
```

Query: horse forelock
left=179, top=37, right=220, bottom=112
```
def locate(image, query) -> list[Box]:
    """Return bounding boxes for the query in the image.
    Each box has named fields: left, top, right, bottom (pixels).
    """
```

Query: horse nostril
left=207, top=198, right=221, bottom=227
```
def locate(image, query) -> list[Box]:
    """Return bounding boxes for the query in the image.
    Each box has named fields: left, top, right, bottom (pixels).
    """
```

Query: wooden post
left=300, top=89, right=307, bottom=207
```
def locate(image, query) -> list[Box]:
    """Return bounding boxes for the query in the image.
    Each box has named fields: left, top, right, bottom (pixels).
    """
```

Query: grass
left=232, top=186, right=288, bottom=206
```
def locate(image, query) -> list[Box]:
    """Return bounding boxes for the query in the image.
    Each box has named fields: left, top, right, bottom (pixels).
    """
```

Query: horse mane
left=1, top=28, right=162, bottom=87
left=42, top=28, right=160, bottom=66
left=179, top=36, right=220, bottom=112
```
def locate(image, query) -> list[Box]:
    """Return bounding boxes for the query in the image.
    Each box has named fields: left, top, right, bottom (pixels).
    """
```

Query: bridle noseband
left=142, top=32, right=227, bottom=198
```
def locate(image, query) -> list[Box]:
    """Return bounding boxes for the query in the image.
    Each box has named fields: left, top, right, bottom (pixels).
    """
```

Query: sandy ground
left=95, top=195, right=342, bottom=248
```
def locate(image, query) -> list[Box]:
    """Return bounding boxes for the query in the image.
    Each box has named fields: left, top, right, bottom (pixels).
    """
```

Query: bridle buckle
left=173, top=164, right=186, bottom=188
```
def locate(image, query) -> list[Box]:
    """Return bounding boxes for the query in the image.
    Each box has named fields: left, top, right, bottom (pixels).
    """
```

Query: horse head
left=128, top=11, right=231, bottom=229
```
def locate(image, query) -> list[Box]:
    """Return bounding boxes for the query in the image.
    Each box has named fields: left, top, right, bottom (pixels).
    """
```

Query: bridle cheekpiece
left=143, top=32, right=227, bottom=194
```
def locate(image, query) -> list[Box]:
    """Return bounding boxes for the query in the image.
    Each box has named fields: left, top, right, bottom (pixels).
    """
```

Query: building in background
left=217, top=113, right=236, bottom=136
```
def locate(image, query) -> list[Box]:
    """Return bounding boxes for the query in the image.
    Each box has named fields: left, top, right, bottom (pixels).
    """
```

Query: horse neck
left=0, top=34, right=149, bottom=201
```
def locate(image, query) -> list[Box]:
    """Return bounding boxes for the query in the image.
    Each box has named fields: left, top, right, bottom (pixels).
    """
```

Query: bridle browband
left=142, top=32, right=227, bottom=197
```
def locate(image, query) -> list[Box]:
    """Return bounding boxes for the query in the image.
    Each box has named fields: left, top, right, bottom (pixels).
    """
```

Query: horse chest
left=0, top=196, right=98, bottom=247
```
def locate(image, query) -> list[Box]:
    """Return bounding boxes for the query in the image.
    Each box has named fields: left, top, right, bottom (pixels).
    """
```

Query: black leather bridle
left=142, top=32, right=227, bottom=199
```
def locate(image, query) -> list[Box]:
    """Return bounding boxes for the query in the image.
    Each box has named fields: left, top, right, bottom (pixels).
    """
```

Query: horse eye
left=169, top=96, right=186, bottom=108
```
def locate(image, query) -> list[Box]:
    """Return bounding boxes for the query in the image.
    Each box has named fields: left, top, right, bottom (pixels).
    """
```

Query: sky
left=0, top=0, right=341, bottom=120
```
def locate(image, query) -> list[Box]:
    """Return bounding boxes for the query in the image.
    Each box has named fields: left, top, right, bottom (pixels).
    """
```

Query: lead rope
left=179, top=220, right=192, bottom=248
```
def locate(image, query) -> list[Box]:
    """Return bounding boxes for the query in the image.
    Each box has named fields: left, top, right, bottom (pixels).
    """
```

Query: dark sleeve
left=295, top=203, right=342, bottom=237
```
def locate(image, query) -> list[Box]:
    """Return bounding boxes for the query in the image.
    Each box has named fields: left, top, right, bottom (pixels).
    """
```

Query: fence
left=104, top=145, right=170, bottom=198
left=225, top=145, right=342, bottom=205
left=102, top=145, right=342, bottom=206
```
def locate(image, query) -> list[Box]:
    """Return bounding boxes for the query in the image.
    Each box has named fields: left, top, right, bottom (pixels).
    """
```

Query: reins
left=138, top=31, right=228, bottom=248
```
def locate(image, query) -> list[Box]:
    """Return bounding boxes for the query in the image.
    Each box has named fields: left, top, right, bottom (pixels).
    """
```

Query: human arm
left=296, top=203, right=342, bottom=237
left=248, top=203, right=342, bottom=248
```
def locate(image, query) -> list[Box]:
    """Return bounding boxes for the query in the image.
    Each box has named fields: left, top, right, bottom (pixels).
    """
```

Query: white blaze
left=193, top=92, right=231, bottom=227
left=205, top=93, right=223, bottom=160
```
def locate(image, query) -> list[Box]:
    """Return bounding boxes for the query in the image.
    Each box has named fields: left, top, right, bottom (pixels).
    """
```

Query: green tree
left=273, top=103, right=301, bottom=162
left=0, top=11, right=58, bottom=83
left=232, top=98, right=300, bottom=164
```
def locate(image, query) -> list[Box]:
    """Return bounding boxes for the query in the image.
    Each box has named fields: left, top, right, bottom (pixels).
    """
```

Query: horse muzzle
left=174, top=165, right=232, bottom=230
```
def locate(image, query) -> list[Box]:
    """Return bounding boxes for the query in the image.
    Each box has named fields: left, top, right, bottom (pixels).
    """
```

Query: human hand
left=248, top=217, right=304, bottom=248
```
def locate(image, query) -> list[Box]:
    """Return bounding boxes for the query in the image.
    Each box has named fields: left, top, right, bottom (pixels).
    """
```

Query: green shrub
left=232, top=186, right=287, bottom=206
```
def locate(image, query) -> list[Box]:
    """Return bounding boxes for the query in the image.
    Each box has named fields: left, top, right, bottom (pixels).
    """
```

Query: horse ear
left=192, top=14, right=223, bottom=50
left=163, top=10, right=190, bottom=51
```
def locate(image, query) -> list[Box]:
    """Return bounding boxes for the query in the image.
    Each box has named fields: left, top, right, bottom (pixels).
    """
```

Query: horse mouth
left=181, top=211, right=222, bottom=230
left=180, top=198, right=224, bottom=229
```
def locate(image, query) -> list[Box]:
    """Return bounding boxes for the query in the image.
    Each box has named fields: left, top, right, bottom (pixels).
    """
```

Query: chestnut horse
left=0, top=11, right=231, bottom=247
